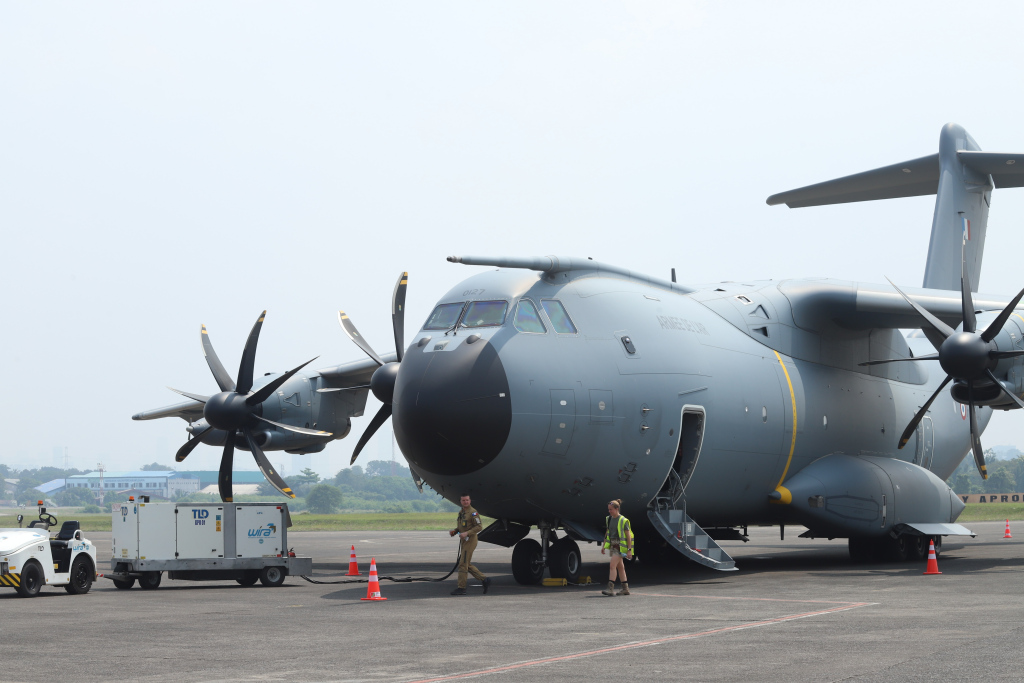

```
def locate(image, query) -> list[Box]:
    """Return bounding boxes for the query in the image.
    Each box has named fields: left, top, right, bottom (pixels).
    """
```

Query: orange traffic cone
left=346, top=545, right=361, bottom=575
left=1003, top=520, right=1013, bottom=539
left=361, top=558, right=387, bottom=601
left=923, top=539, right=941, bottom=575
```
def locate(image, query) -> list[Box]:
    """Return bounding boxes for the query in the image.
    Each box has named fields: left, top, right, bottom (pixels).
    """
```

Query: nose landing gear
left=510, top=524, right=583, bottom=585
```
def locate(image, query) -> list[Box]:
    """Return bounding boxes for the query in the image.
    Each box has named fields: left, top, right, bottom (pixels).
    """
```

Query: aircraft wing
left=132, top=399, right=206, bottom=422
left=780, top=279, right=1024, bottom=332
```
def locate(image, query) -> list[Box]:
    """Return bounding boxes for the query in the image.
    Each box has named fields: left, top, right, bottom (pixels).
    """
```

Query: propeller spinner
left=338, top=272, right=408, bottom=466
left=861, top=260, right=1024, bottom=479
left=169, top=311, right=326, bottom=501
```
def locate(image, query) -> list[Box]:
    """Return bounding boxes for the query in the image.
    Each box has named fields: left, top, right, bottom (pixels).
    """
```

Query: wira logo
left=193, top=509, right=210, bottom=525
left=248, top=523, right=277, bottom=539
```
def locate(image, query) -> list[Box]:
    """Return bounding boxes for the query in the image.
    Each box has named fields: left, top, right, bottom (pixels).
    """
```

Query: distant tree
left=290, top=468, right=320, bottom=485
left=366, top=460, right=410, bottom=478
left=56, top=487, right=97, bottom=507
left=256, top=481, right=293, bottom=497
left=17, top=477, right=42, bottom=495
left=21, top=489, right=45, bottom=505
left=334, top=466, right=365, bottom=488
left=140, top=462, right=176, bottom=471
left=305, top=484, right=343, bottom=514
left=0, top=464, right=10, bottom=478
left=81, top=504, right=101, bottom=514
left=984, top=468, right=1015, bottom=494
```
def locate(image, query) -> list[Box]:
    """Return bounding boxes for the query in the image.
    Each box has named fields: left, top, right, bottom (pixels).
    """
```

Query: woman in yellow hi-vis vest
left=600, top=499, right=633, bottom=596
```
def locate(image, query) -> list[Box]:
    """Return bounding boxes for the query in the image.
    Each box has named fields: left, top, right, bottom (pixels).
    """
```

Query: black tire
left=138, top=572, right=162, bottom=590
left=259, top=565, right=286, bottom=587
left=112, top=578, right=135, bottom=590
left=883, top=535, right=910, bottom=562
left=848, top=536, right=878, bottom=564
left=236, top=571, right=260, bottom=587
left=64, top=555, right=94, bottom=595
left=932, top=536, right=942, bottom=557
left=15, top=560, right=43, bottom=598
left=910, top=536, right=929, bottom=561
left=548, top=538, right=582, bottom=583
left=511, top=538, right=545, bottom=585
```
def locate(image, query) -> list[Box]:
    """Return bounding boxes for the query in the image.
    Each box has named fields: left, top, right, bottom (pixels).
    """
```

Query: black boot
left=450, top=587, right=467, bottom=596
left=482, top=577, right=492, bottom=594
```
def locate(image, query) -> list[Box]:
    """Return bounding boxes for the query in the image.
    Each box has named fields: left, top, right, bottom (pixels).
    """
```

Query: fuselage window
left=461, top=300, right=508, bottom=328
left=514, top=299, right=546, bottom=334
left=424, top=302, right=465, bottom=330
left=541, top=299, right=577, bottom=334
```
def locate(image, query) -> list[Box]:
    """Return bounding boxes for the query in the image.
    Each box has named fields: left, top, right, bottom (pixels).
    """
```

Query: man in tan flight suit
left=449, top=494, right=491, bottom=596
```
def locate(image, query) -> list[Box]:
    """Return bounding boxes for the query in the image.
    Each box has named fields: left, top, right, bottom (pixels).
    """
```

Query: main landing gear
left=511, top=524, right=583, bottom=585
left=849, top=535, right=940, bottom=563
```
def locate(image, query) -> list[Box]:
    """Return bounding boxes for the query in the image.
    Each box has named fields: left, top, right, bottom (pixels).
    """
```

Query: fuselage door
left=919, top=416, right=935, bottom=471
left=542, top=390, right=576, bottom=456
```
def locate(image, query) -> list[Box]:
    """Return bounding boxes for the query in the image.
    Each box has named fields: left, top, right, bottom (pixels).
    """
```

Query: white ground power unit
left=109, top=501, right=311, bottom=589
left=0, top=505, right=98, bottom=598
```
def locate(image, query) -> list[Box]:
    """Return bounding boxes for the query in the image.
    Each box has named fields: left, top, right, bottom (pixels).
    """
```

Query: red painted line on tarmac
left=405, top=601, right=871, bottom=683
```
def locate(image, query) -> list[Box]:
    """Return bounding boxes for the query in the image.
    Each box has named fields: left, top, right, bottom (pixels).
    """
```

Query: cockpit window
left=514, top=299, right=546, bottom=334
left=424, top=302, right=465, bottom=330
left=541, top=299, right=577, bottom=334
left=461, top=300, right=508, bottom=328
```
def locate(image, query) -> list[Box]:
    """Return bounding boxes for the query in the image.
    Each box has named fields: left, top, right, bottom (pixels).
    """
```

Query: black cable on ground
left=299, top=545, right=462, bottom=585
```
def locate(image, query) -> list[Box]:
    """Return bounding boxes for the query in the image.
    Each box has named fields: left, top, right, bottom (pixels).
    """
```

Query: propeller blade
left=201, top=324, right=235, bottom=392
left=167, top=387, right=209, bottom=403
left=338, top=311, right=384, bottom=366
left=254, top=415, right=332, bottom=437
left=351, top=403, right=392, bottom=465
left=218, top=437, right=236, bottom=502
left=985, top=368, right=1024, bottom=411
left=990, top=349, right=1024, bottom=360
left=392, top=271, right=408, bottom=362
left=243, top=427, right=295, bottom=498
left=897, top=375, right=953, bottom=449
left=175, top=425, right=212, bottom=463
left=960, top=259, right=977, bottom=334
left=245, top=357, right=319, bottom=406
left=968, top=382, right=987, bottom=480
left=236, top=310, right=266, bottom=395
left=981, top=285, right=1024, bottom=343
left=316, top=384, right=370, bottom=393
left=885, top=277, right=956, bottom=341
left=859, top=354, right=939, bottom=367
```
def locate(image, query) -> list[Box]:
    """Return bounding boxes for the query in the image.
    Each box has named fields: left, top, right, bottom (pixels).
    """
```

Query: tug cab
left=0, top=502, right=97, bottom=598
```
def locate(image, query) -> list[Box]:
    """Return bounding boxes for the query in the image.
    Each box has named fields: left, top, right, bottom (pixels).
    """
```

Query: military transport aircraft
left=327, top=123, right=1024, bottom=583
left=136, top=123, right=1024, bottom=584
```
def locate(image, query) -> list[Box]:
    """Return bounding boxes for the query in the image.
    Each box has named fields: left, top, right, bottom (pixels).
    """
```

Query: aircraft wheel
left=932, top=536, right=942, bottom=557
left=548, top=538, right=582, bottom=583
left=64, top=555, right=94, bottom=594
left=15, top=560, right=43, bottom=598
left=910, top=536, right=929, bottom=561
left=236, top=571, right=260, bottom=586
left=259, top=565, right=286, bottom=587
left=848, top=536, right=878, bottom=564
left=138, top=572, right=162, bottom=590
left=511, top=539, right=544, bottom=585
left=112, top=578, right=135, bottom=590
left=882, top=535, right=909, bottom=562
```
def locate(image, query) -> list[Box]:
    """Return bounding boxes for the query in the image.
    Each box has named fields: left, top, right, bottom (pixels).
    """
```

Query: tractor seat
left=56, top=521, right=80, bottom=541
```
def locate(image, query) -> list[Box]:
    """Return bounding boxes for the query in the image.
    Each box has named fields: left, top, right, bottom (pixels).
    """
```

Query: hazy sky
left=4, top=2, right=1024, bottom=476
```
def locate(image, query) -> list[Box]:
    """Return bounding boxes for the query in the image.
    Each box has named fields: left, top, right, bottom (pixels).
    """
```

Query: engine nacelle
left=778, top=454, right=964, bottom=538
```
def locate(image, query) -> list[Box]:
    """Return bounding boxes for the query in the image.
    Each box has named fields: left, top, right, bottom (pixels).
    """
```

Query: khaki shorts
left=608, top=548, right=623, bottom=558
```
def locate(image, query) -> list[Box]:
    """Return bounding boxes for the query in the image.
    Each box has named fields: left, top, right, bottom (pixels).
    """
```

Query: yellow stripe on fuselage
left=773, top=350, right=798, bottom=489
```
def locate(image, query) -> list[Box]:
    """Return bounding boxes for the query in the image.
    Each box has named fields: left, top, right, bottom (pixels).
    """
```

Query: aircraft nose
left=393, top=336, right=512, bottom=476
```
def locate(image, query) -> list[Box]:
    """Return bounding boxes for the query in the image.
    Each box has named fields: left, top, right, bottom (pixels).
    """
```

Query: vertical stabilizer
left=922, top=124, right=990, bottom=292
left=768, top=123, right=1024, bottom=294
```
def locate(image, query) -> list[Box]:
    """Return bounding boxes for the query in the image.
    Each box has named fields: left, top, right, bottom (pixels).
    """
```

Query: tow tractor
left=0, top=502, right=97, bottom=598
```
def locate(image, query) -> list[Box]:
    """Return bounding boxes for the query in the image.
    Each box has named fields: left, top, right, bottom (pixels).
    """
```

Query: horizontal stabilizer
left=957, top=151, right=1024, bottom=189
left=766, top=154, right=939, bottom=208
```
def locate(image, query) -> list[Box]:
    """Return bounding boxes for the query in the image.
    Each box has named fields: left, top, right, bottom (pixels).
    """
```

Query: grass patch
left=0, top=513, right=111, bottom=531
left=957, top=503, right=1024, bottom=522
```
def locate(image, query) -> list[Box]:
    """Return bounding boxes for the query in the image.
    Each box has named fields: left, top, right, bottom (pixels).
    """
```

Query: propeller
left=338, top=272, right=408, bottom=466
left=869, top=257, right=1024, bottom=480
left=170, top=311, right=328, bottom=501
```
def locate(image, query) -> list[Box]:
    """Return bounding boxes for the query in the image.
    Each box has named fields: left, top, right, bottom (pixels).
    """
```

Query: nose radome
left=393, top=338, right=511, bottom=476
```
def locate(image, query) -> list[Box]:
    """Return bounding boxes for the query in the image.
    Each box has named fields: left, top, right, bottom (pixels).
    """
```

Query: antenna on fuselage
left=671, top=268, right=676, bottom=283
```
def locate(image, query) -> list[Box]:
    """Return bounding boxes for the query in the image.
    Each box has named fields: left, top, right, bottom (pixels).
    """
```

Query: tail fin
left=767, top=123, right=1024, bottom=292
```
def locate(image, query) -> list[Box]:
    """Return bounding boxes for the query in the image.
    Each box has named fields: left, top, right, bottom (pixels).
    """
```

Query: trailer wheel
left=15, top=560, right=43, bottom=598
left=64, top=555, right=94, bottom=595
left=138, top=572, right=162, bottom=590
left=259, top=565, right=286, bottom=587
left=112, top=578, right=135, bottom=590
left=236, top=571, right=259, bottom=587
